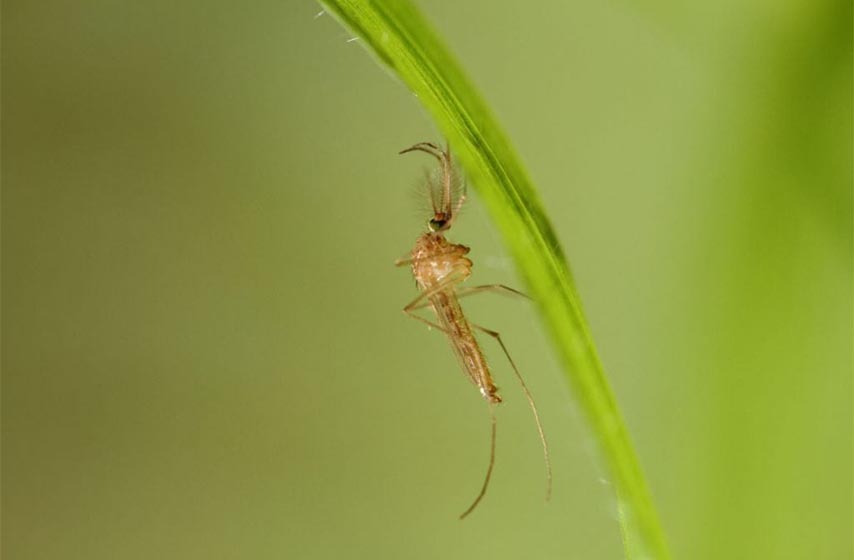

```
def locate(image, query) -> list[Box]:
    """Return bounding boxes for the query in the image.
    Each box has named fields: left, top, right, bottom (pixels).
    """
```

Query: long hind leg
left=399, top=282, right=500, bottom=520
left=400, top=310, right=500, bottom=520
left=458, top=403, right=497, bottom=520
left=472, top=323, right=552, bottom=501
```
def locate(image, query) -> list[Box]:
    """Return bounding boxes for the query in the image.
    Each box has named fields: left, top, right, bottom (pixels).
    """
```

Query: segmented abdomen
left=430, top=290, right=501, bottom=404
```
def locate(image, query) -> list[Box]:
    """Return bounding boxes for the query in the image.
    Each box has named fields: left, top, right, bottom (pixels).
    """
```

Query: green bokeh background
left=3, top=1, right=851, bottom=559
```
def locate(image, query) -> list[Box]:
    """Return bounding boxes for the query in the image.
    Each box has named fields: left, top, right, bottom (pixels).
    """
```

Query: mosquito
left=395, top=141, right=552, bottom=519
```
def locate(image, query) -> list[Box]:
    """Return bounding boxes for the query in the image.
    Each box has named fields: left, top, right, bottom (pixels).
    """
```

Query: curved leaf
left=320, top=2, right=671, bottom=558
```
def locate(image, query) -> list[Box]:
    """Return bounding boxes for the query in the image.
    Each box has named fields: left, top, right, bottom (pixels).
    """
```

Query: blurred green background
left=3, top=1, right=851, bottom=559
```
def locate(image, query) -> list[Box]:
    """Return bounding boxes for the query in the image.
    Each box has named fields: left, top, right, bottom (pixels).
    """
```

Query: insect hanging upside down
left=395, top=142, right=551, bottom=519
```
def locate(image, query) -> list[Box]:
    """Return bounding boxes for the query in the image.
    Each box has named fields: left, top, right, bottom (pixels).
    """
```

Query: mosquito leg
left=394, top=255, right=414, bottom=267
left=403, top=308, right=447, bottom=333
left=401, top=270, right=467, bottom=313
left=406, top=285, right=525, bottom=337
left=401, top=289, right=437, bottom=316
left=404, top=284, right=528, bottom=314
left=454, top=284, right=530, bottom=301
left=400, top=271, right=469, bottom=331
left=401, top=287, right=437, bottom=314
left=459, top=402, right=497, bottom=520
left=471, top=323, right=552, bottom=501
left=400, top=282, right=498, bottom=519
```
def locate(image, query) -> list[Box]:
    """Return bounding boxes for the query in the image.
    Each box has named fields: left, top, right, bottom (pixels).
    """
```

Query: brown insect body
left=397, top=142, right=549, bottom=520
left=410, top=233, right=502, bottom=404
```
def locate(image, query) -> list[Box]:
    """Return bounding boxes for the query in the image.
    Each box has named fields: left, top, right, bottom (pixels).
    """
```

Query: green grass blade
left=320, top=2, right=671, bottom=558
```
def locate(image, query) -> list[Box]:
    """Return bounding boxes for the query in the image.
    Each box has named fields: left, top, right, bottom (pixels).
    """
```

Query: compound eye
left=428, top=218, right=447, bottom=232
